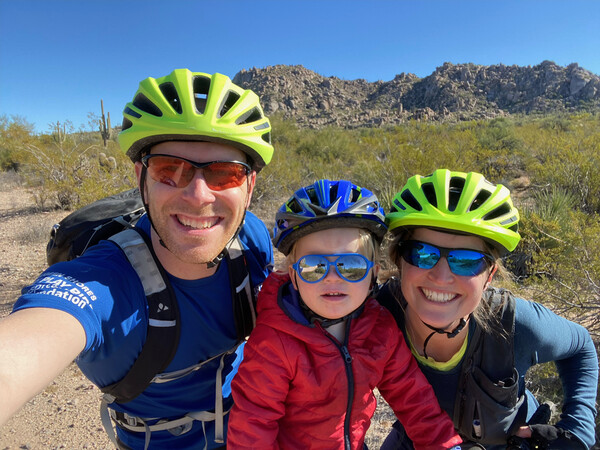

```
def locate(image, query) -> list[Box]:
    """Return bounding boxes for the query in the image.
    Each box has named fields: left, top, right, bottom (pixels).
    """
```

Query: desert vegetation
left=1, top=111, right=599, bottom=435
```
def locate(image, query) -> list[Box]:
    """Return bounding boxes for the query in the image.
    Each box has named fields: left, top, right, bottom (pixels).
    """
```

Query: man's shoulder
left=238, top=211, right=273, bottom=263
left=240, top=211, right=269, bottom=237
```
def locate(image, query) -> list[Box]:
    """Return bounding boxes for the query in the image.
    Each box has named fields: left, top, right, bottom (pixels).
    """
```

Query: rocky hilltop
left=232, top=61, right=600, bottom=128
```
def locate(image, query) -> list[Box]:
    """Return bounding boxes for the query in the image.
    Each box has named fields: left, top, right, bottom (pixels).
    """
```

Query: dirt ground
left=0, top=180, right=395, bottom=449
left=0, top=183, right=113, bottom=449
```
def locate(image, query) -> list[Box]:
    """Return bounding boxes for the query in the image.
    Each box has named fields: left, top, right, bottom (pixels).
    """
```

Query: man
left=0, top=69, right=274, bottom=448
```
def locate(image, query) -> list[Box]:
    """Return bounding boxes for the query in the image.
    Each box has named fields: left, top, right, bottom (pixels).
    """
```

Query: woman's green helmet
left=386, top=169, right=520, bottom=254
left=118, top=69, right=273, bottom=171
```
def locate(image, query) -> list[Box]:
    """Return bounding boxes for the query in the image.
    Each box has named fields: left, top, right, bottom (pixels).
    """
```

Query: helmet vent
left=401, top=190, right=422, bottom=211
left=350, top=188, right=361, bottom=203
left=483, top=203, right=512, bottom=220
left=236, top=107, right=263, bottom=125
left=469, top=190, right=492, bottom=211
left=305, top=187, right=319, bottom=205
left=448, top=177, right=466, bottom=211
left=122, top=118, right=133, bottom=131
left=262, top=132, right=272, bottom=144
left=330, top=185, right=339, bottom=203
left=392, top=198, right=406, bottom=211
left=159, top=82, right=182, bottom=114
left=501, top=216, right=519, bottom=226
left=421, top=183, right=437, bottom=208
left=287, top=197, right=303, bottom=213
left=123, top=107, right=141, bottom=119
left=219, top=91, right=240, bottom=118
left=133, top=93, right=163, bottom=117
left=254, top=122, right=269, bottom=131
left=193, top=76, right=211, bottom=114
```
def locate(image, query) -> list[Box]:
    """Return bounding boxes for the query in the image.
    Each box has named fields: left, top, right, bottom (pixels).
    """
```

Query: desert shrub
left=522, top=113, right=600, bottom=213
left=0, top=115, right=37, bottom=171
left=17, top=214, right=58, bottom=246
left=518, top=207, right=600, bottom=337
left=20, top=138, right=134, bottom=210
left=0, top=169, right=24, bottom=190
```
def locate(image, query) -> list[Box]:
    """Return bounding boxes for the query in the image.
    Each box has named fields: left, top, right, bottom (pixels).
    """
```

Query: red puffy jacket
left=228, top=272, right=461, bottom=449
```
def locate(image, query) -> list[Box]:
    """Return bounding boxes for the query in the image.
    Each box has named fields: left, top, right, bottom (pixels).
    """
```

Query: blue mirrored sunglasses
left=292, top=253, right=374, bottom=283
left=399, top=240, right=493, bottom=276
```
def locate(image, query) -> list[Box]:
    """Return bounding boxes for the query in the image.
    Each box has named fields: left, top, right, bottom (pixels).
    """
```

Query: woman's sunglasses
left=141, top=154, right=251, bottom=191
left=292, top=253, right=374, bottom=284
left=399, top=240, right=494, bottom=276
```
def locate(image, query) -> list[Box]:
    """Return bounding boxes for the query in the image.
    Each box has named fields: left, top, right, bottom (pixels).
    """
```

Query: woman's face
left=400, top=228, right=496, bottom=330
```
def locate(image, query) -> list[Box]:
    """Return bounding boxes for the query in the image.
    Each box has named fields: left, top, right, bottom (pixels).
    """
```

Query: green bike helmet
left=386, top=169, right=520, bottom=254
left=118, top=69, right=273, bottom=171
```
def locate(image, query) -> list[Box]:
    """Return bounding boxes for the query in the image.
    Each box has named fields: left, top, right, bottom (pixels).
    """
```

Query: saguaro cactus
left=100, top=99, right=112, bottom=147
left=52, top=121, right=66, bottom=144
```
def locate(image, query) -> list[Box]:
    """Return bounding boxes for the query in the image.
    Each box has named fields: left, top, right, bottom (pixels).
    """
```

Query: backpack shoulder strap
left=100, top=231, right=253, bottom=404
left=227, top=236, right=256, bottom=341
left=478, top=288, right=516, bottom=375
left=453, top=288, right=518, bottom=440
left=100, top=228, right=180, bottom=404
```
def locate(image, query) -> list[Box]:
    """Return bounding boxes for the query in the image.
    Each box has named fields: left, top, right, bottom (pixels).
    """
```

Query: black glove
left=507, top=425, right=579, bottom=449
left=506, top=435, right=525, bottom=449
left=528, top=425, right=575, bottom=449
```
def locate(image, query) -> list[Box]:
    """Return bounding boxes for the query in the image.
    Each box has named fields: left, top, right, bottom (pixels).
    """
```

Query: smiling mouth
left=421, top=288, right=457, bottom=303
left=176, top=214, right=221, bottom=230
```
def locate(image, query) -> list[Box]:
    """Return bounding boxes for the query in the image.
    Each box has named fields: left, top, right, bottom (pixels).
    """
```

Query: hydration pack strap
left=100, top=229, right=181, bottom=404
left=100, top=351, right=234, bottom=450
left=98, top=230, right=254, bottom=447
left=228, top=237, right=256, bottom=340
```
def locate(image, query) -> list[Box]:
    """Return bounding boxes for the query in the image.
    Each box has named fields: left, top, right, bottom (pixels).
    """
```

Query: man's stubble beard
left=151, top=204, right=242, bottom=265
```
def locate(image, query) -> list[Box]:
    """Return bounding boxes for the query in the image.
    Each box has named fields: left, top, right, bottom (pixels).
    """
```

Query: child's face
left=289, top=228, right=377, bottom=320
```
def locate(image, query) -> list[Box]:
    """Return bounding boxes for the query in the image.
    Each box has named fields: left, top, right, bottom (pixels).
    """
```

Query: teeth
left=178, top=216, right=217, bottom=229
left=324, top=292, right=344, bottom=296
left=422, top=288, right=456, bottom=303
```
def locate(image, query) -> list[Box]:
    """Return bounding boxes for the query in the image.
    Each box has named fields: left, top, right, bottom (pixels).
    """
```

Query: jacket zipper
left=321, top=320, right=354, bottom=450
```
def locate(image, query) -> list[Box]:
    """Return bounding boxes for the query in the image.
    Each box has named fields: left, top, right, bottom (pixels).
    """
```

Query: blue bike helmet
left=273, top=179, right=387, bottom=255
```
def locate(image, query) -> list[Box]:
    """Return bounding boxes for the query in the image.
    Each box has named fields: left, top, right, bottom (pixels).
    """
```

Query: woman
left=377, top=169, right=597, bottom=449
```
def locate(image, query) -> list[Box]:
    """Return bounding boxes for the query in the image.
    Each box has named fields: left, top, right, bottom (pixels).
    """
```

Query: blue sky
left=1, top=0, right=599, bottom=134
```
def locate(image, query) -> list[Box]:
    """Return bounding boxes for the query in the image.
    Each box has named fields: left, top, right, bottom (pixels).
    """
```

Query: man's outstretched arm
left=0, top=307, right=86, bottom=425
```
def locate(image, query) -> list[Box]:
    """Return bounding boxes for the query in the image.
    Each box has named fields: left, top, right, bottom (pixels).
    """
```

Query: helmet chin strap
left=420, top=314, right=471, bottom=359
left=205, top=215, right=245, bottom=268
left=140, top=167, right=250, bottom=270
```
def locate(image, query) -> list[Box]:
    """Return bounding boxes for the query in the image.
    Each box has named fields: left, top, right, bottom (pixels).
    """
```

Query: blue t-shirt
left=14, top=211, right=273, bottom=449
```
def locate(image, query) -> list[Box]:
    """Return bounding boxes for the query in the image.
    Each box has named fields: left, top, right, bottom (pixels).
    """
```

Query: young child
left=227, top=179, right=462, bottom=449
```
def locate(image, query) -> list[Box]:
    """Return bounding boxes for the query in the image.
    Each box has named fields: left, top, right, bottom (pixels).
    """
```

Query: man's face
left=135, top=141, right=255, bottom=269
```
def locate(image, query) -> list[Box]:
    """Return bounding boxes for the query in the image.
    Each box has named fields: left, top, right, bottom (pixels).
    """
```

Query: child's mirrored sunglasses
left=399, top=240, right=493, bottom=276
left=141, top=154, right=251, bottom=191
left=292, top=253, right=374, bottom=283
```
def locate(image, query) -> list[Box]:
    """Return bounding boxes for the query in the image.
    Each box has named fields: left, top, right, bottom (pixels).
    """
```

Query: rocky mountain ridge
left=232, top=61, right=600, bottom=128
